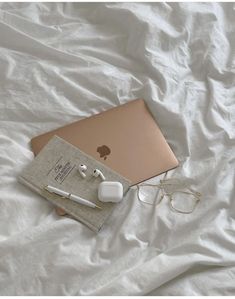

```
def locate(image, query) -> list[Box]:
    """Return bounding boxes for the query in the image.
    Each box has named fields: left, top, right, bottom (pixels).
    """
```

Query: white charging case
left=98, top=181, right=123, bottom=203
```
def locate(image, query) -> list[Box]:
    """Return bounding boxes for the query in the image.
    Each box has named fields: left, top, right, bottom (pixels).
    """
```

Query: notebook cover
left=19, top=136, right=131, bottom=232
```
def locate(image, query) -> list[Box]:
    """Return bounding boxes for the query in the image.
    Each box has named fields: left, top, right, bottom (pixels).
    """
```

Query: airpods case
left=98, top=181, right=123, bottom=203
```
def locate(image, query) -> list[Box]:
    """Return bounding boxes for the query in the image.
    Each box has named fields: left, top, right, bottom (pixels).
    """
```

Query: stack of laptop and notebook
left=20, top=99, right=178, bottom=232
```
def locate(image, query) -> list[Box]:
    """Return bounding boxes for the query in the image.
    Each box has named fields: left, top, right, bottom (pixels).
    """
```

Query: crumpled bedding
left=0, top=2, right=235, bottom=295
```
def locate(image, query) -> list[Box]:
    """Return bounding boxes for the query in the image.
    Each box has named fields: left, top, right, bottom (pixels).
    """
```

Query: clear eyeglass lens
left=138, top=185, right=162, bottom=205
left=170, top=191, right=199, bottom=213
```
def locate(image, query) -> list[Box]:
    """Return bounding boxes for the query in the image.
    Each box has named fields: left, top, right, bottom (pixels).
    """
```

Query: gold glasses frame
left=136, top=178, right=201, bottom=214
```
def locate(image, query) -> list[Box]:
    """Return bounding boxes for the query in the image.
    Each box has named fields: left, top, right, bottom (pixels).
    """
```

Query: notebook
left=19, top=136, right=131, bottom=232
left=31, top=99, right=179, bottom=185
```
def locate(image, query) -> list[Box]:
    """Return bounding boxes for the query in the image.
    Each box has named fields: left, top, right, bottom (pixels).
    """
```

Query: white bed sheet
left=0, top=2, right=235, bottom=295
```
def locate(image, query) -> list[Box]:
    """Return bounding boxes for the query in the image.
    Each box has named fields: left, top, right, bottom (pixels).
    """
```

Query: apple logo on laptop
left=97, top=145, right=111, bottom=160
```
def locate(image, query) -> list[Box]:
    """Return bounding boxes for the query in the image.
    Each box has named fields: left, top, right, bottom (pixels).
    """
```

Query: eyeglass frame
left=136, top=178, right=201, bottom=214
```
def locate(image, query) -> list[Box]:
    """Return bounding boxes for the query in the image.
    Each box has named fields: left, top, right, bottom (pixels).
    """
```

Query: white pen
left=45, top=185, right=102, bottom=209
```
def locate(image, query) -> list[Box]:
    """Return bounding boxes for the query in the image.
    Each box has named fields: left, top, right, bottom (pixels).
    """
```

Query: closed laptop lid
left=31, top=99, right=178, bottom=185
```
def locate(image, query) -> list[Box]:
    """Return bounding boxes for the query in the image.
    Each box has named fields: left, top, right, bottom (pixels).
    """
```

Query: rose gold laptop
left=31, top=99, right=178, bottom=185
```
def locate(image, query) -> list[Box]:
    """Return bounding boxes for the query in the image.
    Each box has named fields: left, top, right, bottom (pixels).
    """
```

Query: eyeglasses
left=136, top=178, right=201, bottom=214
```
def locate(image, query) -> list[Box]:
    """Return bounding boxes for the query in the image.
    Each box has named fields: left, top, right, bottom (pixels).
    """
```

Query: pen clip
left=44, top=185, right=66, bottom=198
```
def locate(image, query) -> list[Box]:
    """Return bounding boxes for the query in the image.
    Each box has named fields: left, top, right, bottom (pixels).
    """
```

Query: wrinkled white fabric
left=0, top=2, right=235, bottom=295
